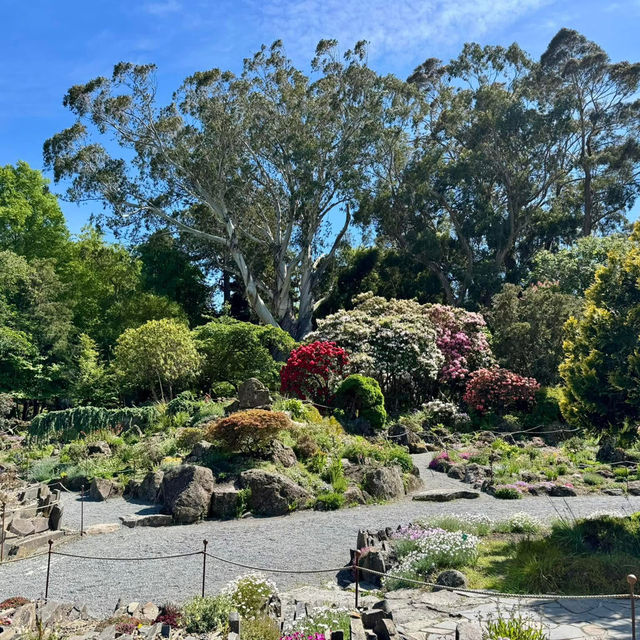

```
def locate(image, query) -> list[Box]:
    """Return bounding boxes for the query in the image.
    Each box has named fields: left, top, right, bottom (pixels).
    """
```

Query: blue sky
left=2, top=0, right=640, bottom=233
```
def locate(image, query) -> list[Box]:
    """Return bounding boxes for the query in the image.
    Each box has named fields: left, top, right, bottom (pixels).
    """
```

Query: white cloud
left=248, top=0, right=554, bottom=61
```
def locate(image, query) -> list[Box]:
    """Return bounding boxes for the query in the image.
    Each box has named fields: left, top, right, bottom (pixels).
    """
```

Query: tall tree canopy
left=44, top=40, right=410, bottom=338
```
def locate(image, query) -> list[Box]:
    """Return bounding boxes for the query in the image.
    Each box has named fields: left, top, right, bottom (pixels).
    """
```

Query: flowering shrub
left=205, top=410, right=292, bottom=454
left=221, top=573, right=278, bottom=620
left=422, top=400, right=471, bottom=431
left=280, top=341, right=348, bottom=406
left=428, top=451, right=451, bottom=471
left=282, top=606, right=350, bottom=638
left=309, top=294, right=443, bottom=408
left=502, top=512, right=543, bottom=534
left=463, top=367, right=540, bottom=415
left=423, top=304, right=493, bottom=384
left=384, top=528, right=479, bottom=590
left=493, top=486, right=523, bottom=500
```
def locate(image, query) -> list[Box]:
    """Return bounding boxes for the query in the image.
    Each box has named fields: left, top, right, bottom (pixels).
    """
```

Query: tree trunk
left=582, top=166, right=593, bottom=236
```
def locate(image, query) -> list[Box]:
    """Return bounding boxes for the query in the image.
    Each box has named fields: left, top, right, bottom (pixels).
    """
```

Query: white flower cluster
left=506, top=512, right=543, bottom=533
left=383, top=529, right=479, bottom=588
left=282, top=606, right=350, bottom=636
left=221, top=572, right=278, bottom=620
left=584, top=510, right=626, bottom=520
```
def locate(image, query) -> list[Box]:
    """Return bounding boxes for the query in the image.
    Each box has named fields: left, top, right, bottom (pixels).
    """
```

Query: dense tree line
left=2, top=28, right=640, bottom=416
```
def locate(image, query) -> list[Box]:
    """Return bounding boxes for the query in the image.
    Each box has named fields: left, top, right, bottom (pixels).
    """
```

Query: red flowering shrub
left=280, top=341, right=349, bottom=406
left=463, top=367, right=540, bottom=415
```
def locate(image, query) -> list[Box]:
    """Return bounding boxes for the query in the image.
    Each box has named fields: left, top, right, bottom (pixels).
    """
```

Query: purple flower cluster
left=428, top=451, right=451, bottom=470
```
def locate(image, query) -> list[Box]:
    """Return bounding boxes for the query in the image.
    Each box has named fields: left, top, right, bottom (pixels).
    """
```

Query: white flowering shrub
left=282, top=606, right=350, bottom=638
left=310, top=294, right=444, bottom=408
left=220, top=573, right=278, bottom=620
left=422, top=400, right=471, bottom=430
left=502, top=512, right=543, bottom=534
left=384, top=529, right=479, bottom=590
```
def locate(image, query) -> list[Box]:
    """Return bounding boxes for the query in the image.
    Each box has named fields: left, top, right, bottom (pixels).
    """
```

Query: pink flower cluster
left=463, top=367, right=540, bottom=414
left=428, top=451, right=451, bottom=470
left=424, top=305, right=492, bottom=384
left=392, top=525, right=446, bottom=541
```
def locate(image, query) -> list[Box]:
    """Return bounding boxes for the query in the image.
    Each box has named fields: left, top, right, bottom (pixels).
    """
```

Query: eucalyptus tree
left=44, top=40, right=410, bottom=339
left=539, top=28, right=640, bottom=236
left=361, top=43, right=572, bottom=306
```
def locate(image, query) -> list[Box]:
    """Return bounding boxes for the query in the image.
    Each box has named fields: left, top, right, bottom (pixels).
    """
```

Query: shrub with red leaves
left=280, top=341, right=348, bottom=406
left=0, top=597, right=30, bottom=611
left=463, top=367, right=540, bottom=415
left=155, top=603, right=182, bottom=628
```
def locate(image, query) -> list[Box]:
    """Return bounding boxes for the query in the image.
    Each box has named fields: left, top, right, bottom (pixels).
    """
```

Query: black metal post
left=202, top=539, right=208, bottom=598
left=354, top=550, right=361, bottom=610
left=80, top=485, right=85, bottom=537
left=0, top=502, right=5, bottom=563
left=629, top=574, right=637, bottom=640
left=45, top=539, right=53, bottom=602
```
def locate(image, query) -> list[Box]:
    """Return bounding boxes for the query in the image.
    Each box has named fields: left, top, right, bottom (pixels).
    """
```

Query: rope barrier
left=204, top=551, right=345, bottom=575
left=3, top=500, right=61, bottom=516
left=51, top=550, right=202, bottom=562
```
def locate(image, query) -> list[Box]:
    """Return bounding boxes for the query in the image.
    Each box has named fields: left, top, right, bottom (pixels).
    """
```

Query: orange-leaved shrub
left=205, top=410, right=292, bottom=454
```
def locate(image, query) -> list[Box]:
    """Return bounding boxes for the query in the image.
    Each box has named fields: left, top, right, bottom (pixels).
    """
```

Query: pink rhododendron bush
left=463, top=367, right=540, bottom=415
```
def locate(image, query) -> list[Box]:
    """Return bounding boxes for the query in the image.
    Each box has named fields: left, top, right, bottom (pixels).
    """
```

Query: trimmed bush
left=205, top=410, right=292, bottom=454
left=335, top=374, right=386, bottom=431
left=30, top=406, right=159, bottom=443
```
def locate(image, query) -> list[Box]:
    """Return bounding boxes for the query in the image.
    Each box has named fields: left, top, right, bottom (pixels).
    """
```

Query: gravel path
left=2, top=455, right=640, bottom=616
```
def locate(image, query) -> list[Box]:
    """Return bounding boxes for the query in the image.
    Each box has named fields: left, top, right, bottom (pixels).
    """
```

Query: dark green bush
left=193, top=318, right=295, bottom=390
left=30, top=406, right=159, bottom=443
left=335, top=374, right=386, bottom=431
left=315, top=491, right=346, bottom=510
left=167, top=391, right=196, bottom=416
left=211, top=382, right=236, bottom=398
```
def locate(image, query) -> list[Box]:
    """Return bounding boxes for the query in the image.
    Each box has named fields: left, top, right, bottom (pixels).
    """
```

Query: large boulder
left=270, top=441, right=297, bottom=468
left=362, top=467, right=405, bottom=501
left=239, top=470, right=312, bottom=516
left=238, top=378, right=272, bottom=409
left=89, top=478, right=122, bottom=501
left=139, top=471, right=164, bottom=503
left=87, top=441, right=111, bottom=457
left=210, top=485, right=242, bottom=519
left=48, top=504, right=63, bottom=531
left=435, top=569, right=468, bottom=591
left=162, top=465, right=214, bottom=524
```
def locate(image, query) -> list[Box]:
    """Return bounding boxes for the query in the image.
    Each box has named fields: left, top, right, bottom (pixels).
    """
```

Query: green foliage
left=167, top=391, right=196, bottom=416
left=486, top=282, right=581, bottom=385
left=335, top=374, right=386, bottom=432
left=211, top=382, right=236, bottom=398
left=194, top=318, right=294, bottom=390
left=493, top=487, right=522, bottom=500
left=341, top=437, right=413, bottom=472
left=240, top=617, right=281, bottom=640
left=70, top=334, right=116, bottom=406
left=180, top=595, right=232, bottom=633
left=315, top=491, right=346, bottom=510
left=522, top=387, right=564, bottom=428
left=485, top=614, right=547, bottom=640
left=113, top=318, right=201, bottom=400
left=30, top=406, right=158, bottom=443
left=560, top=227, right=640, bottom=437
left=175, top=427, right=205, bottom=452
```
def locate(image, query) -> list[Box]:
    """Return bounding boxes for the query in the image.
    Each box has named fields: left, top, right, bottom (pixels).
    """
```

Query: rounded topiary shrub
left=205, top=410, right=292, bottom=454
left=335, top=374, right=386, bottom=431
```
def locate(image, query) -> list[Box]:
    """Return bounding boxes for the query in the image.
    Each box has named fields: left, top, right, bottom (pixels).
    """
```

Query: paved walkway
left=0, top=455, right=639, bottom=638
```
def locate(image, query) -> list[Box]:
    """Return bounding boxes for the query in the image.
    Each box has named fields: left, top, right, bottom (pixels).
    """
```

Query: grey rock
left=9, top=603, right=36, bottom=629
left=627, top=481, right=640, bottom=496
left=447, top=464, right=466, bottom=480
left=185, top=441, right=213, bottom=464
left=270, top=441, right=297, bottom=468
left=549, top=484, right=577, bottom=497
left=140, top=602, right=160, bottom=621
left=435, top=569, right=468, bottom=591
left=350, top=615, right=367, bottom=640
left=119, top=514, right=173, bottom=528
left=386, top=424, right=427, bottom=454
left=139, top=471, right=164, bottom=503
left=87, top=441, right=111, bottom=457
left=48, top=504, right=63, bottom=531
left=210, top=485, right=241, bottom=519
left=97, top=624, right=116, bottom=640
left=359, top=550, right=386, bottom=587
left=361, top=608, right=389, bottom=629
left=362, top=467, right=405, bottom=501
left=239, top=469, right=312, bottom=516
left=238, top=378, right=271, bottom=409
left=8, top=518, right=35, bottom=537
left=373, top=618, right=397, bottom=640
left=344, top=486, right=366, bottom=505
left=162, top=465, right=215, bottom=524
left=412, top=489, right=479, bottom=502
left=456, top=621, right=483, bottom=640
left=89, top=478, right=121, bottom=502
left=32, top=517, right=49, bottom=534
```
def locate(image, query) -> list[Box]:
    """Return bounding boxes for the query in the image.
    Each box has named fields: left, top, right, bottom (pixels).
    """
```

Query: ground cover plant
left=382, top=511, right=639, bottom=597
